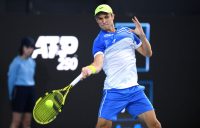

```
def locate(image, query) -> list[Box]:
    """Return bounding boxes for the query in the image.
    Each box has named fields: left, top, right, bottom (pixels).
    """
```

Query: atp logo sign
left=32, top=36, right=79, bottom=71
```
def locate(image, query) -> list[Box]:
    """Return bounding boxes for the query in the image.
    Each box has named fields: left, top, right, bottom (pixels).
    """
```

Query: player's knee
left=156, top=121, right=162, bottom=128
left=151, top=120, right=161, bottom=128
left=96, top=118, right=112, bottom=128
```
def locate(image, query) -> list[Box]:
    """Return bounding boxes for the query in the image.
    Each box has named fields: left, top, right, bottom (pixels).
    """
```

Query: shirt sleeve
left=92, top=34, right=105, bottom=57
left=132, top=33, right=142, bottom=49
left=7, top=57, right=19, bottom=100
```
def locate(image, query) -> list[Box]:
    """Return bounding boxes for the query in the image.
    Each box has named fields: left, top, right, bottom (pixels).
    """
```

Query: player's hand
left=131, top=16, right=146, bottom=38
left=81, top=66, right=93, bottom=79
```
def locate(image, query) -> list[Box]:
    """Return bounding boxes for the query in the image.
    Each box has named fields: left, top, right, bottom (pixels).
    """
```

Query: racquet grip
left=70, top=73, right=83, bottom=86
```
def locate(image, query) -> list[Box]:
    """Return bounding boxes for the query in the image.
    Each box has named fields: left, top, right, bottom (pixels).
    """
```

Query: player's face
left=95, top=13, right=115, bottom=32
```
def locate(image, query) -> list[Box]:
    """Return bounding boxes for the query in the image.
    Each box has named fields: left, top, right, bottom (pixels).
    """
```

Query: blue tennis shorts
left=98, top=85, right=154, bottom=121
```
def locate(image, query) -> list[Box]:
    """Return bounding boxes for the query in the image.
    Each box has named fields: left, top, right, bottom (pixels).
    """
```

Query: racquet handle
left=70, top=73, right=83, bottom=86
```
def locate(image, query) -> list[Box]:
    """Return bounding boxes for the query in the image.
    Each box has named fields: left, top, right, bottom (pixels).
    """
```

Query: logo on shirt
left=104, top=34, right=114, bottom=37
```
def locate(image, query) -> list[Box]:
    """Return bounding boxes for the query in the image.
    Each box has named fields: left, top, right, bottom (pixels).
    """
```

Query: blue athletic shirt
left=93, top=26, right=142, bottom=89
left=8, top=56, right=36, bottom=100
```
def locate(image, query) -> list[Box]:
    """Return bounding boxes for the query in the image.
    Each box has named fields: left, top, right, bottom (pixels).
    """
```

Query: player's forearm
left=139, top=34, right=152, bottom=57
left=81, top=54, right=103, bottom=79
left=91, top=54, right=104, bottom=73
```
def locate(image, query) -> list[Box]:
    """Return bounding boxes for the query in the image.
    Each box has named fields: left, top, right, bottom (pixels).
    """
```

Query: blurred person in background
left=8, top=37, right=36, bottom=128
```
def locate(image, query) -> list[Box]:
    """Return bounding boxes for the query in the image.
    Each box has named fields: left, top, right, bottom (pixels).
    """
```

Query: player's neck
left=106, top=26, right=116, bottom=32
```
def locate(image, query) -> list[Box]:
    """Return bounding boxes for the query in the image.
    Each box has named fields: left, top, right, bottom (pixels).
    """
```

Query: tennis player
left=81, top=4, right=161, bottom=128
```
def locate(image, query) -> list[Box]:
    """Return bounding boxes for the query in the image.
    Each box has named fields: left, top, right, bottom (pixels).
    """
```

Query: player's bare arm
left=81, top=54, right=104, bottom=79
left=131, top=16, right=152, bottom=57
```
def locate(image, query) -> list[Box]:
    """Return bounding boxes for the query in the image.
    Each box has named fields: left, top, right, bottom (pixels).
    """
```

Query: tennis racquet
left=33, top=73, right=83, bottom=124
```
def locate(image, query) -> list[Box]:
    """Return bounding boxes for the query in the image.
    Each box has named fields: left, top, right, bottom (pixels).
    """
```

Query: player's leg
left=126, top=85, right=161, bottom=128
left=96, top=89, right=128, bottom=128
left=138, top=110, right=161, bottom=128
left=96, top=117, right=112, bottom=128
left=22, top=112, right=32, bottom=128
left=10, top=112, right=22, bottom=128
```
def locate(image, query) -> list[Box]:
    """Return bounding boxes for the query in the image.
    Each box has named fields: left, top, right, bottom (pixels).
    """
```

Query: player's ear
left=112, top=13, right=115, bottom=20
left=94, top=16, right=99, bottom=22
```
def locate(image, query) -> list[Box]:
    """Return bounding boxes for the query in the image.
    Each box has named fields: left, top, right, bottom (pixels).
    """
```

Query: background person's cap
left=94, top=4, right=113, bottom=16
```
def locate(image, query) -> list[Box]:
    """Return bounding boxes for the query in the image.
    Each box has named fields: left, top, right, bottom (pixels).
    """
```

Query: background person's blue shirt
left=7, top=56, right=36, bottom=100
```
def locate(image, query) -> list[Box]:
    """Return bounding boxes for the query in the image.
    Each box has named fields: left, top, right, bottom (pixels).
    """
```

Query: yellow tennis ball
left=45, top=100, right=53, bottom=108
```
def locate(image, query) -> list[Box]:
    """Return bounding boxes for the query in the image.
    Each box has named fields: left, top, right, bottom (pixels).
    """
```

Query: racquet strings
left=33, top=91, right=63, bottom=124
left=33, top=85, right=72, bottom=124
